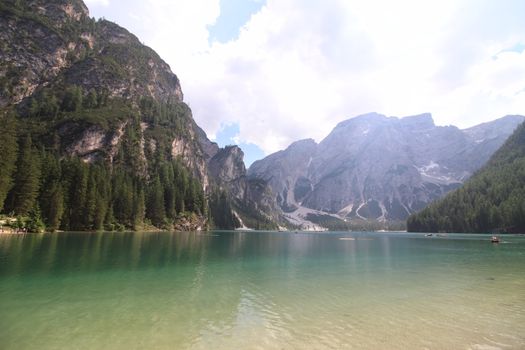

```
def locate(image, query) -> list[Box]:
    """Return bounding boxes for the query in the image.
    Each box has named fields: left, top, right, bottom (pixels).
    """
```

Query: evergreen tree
left=45, top=183, right=64, bottom=232
left=146, top=175, right=166, bottom=227
left=7, top=135, right=41, bottom=215
left=84, top=171, right=98, bottom=229
left=61, top=85, right=83, bottom=112
left=0, top=112, right=18, bottom=212
left=407, top=122, right=525, bottom=233
left=38, top=152, right=64, bottom=231
left=65, top=159, right=89, bottom=230
left=39, top=90, right=59, bottom=118
left=209, top=188, right=239, bottom=229
left=26, top=204, right=45, bottom=233
left=92, top=165, right=110, bottom=231
left=83, top=88, right=98, bottom=109
left=112, top=169, right=134, bottom=228
left=133, top=184, right=146, bottom=230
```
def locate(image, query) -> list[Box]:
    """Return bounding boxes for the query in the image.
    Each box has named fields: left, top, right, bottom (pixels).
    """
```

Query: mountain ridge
left=407, top=120, right=525, bottom=233
left=248, top=113, right=525, bottom=229
left=0, top=0, right=280, bottom=231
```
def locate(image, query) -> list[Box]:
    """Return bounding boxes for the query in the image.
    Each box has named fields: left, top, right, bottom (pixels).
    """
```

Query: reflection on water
left=0, top=231, right=524, bottom=349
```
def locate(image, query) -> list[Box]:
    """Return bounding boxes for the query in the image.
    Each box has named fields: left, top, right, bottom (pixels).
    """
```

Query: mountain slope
left=0, top=0, right=279, bottom=231
left=249, top=113, right=524, bottom=229
left=407, top=121, right=525, bottom=233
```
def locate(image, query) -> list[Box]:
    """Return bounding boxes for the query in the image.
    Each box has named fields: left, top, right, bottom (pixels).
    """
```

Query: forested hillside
left=0, top=0, right=229, bottom=231
left=407, top=122, right=525, bottom=233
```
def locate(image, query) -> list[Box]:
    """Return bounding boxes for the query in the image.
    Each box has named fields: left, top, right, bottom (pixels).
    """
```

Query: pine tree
left=0, top=112, right=18, bottom=212
left=26, top=204, right=45, bottom=233
left=61, top=85, right=83, bottom=112
left=45, top=183, right=64, bottom=232
left=84, top=88, right=98, bottom=109
left=112, top=170, right=134, bottom=227
left=68, top=159, right=89, bottom=230
left=133, top=185, right=146, bottom=230
left=147, top=175, right=166, bottom=227
left=93, top=165, right=110, bottom=231
left=7, top=135, right=41, bottom=215
left=38, top=152, right=64, bottom=231
left=84, top=172, right=98, bottom=229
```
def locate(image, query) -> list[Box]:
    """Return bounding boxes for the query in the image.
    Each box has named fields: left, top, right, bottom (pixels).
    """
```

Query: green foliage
left=208, top=188, right=240, bottom=229
left=0, top=2, right=215, bottom=232
left=83, top=88, right=98, bottom=109
left=23, top=85, right=130, bottom=144
left=61, top=85, right=83, bottom=112
left=306, top=214, right=352, bottom=231
left=407, top=122, right=525, bottom=233
left=26, top=204, right=45, bottom=233
left=305, top=214, right=406, bottom=231
left=38, top=151, right=64, bottom=231
left=5, top=135, right=41, bottom=215
left=1, top=147, right=207, bottom=232
left=233, top=202, right=278, bottom=230
left=0, top=77, right=254, bottom=233
left=0, top=112, right=18, bottom=211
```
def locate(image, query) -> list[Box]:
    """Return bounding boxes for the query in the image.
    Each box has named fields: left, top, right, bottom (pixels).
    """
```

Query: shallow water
left=0, top=231, right=524, bottom=349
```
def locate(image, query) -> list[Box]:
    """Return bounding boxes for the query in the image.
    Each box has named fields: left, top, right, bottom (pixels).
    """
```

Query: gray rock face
left=1, top=0, right=279, bottom=229
left=249, top=139, right=317, bottom=212
left=248, top=113, right=525, bottom=221
left=208, top=146, right=246, bottom=183
left=0, top=1, right=182, bottom=108
left=205, top=145, right=281, bottom=226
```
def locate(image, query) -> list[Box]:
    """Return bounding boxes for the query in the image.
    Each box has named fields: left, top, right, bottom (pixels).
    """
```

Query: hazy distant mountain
left=407, top=120, right=525, bottom=233
left=248, top=113, right=524, bottom=227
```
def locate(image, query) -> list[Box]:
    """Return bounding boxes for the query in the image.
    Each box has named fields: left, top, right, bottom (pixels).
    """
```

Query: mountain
left=0, top=0, right=279, bottom=231
left=248, top=113, right=524, bottom=229
left=407, top=121, right=525, bottom=233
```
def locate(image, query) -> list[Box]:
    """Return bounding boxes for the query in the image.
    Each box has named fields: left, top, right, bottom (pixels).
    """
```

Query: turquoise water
left=0, top=231, right=524, bottom=349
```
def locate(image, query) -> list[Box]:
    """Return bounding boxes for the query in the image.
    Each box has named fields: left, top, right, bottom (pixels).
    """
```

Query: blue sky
left=214, top=123, right=265, bottom=166
left=85, top=0, right=525, bottom=166
left=208, top=0, right=265, bottom=44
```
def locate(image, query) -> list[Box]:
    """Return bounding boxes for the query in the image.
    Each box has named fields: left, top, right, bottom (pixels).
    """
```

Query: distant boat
left=491, top=236, right=500, bottom=243
left=425, top=233, right=433, bottom=237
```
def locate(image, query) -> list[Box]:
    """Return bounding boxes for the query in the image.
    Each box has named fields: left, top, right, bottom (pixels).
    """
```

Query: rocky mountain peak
left=249, top=113, right=525, bottom=228
left=209, top=145, right=246, bottom=183
left=463, top=115, right=525, bottom=142
left=288, top=138, right=317, bottom=151
left=398, top=113, right=434, bottom=129
left=0, top=0, right=282, bottom=230
left=12, top=0, right=89, bottom=23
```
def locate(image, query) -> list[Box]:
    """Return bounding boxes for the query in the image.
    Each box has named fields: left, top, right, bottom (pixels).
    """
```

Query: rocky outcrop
left=172, top=212, right=207, bottom=231
left=0, top=0, right=282, bottom=230
left=0, top=0, right=183, bottom=109
left=249, top=113, right=525, bottom=224
left=60, top=120, right=127, bottom=162
left=206, top=145, right=281, bottom=227
left=208, top=146, right=246, bottom=183
left=0, top=0, right=199, bottom=175
left=249, top=138, right=317, bottom=212
left=1, top=1, right=85, bottom=107
left=171, top=132, right=209, bottom=189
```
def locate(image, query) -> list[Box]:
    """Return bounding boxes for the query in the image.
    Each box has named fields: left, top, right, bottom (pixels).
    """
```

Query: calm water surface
left=0, top=231, right=524, bottom=349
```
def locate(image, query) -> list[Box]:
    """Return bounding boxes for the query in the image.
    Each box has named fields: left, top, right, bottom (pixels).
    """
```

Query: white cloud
left=84, top=0, right=110, bottom=6
left=87, top=0, right=525, bottom=154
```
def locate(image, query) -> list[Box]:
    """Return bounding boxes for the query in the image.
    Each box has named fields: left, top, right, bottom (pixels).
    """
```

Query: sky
left=85, top=0, right=525, bottom=166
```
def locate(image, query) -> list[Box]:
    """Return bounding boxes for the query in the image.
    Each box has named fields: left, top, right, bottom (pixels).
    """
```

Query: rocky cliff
left=249, top=113, right=525, bottom=228
left=0, top=0, right=279, bottom=230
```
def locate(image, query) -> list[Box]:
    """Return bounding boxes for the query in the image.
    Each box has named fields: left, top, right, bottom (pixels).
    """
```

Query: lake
left=0, top=231, right=524, bottom=349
